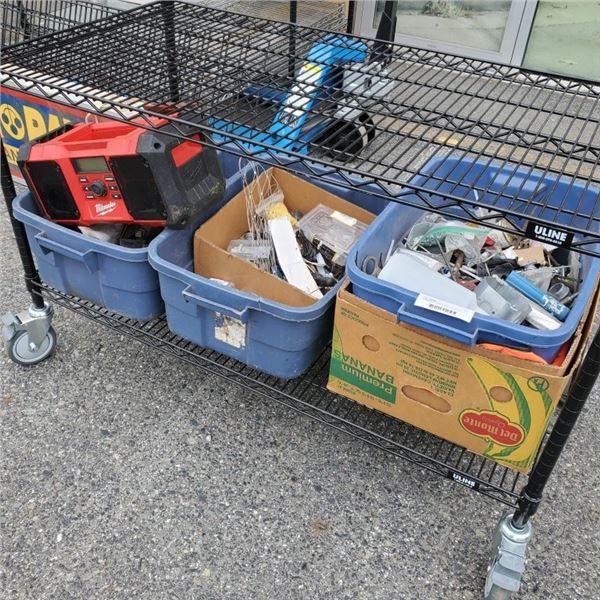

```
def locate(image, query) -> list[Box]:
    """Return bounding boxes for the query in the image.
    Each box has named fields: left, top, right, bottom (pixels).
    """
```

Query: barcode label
left=415, top=294, right=475, bottom=323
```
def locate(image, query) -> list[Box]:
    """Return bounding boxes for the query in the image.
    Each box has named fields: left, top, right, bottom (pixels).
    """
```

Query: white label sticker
left=214, top=313, right=246, bottom=348
left=268, top=217, right=322, bottom=299
left=331, top=210, right=357, bottom=227
left=414, top=294, right=475, bottom=323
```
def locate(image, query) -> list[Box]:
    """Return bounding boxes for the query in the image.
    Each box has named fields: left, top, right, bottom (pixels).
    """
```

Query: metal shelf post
left=512, top=326, right=600, bottom=528
left=1, top=141, right=44, bottom=309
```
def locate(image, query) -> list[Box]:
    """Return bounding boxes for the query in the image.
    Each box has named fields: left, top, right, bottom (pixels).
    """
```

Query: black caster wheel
left=6, top=326, right=57, bottom=366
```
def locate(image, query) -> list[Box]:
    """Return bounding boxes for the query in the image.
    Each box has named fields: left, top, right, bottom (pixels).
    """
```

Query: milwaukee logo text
left=95, top=201, right=117, bottom=216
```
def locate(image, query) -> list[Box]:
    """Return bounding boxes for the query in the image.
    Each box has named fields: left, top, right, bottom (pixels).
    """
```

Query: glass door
left=522, top=0, right=600, bottom=81
left=356, top=0, right=538, bottom=65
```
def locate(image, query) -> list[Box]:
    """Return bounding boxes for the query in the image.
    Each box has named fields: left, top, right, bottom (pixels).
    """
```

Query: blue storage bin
left=347, top=156, right=600, bottom=362
left=12, top=149, right=247, bottom=321
left=149, top=158, right=382, bottom=379
left=149, top=226, right=337, bottom=379
left=13, top=191, right=164, bottom=321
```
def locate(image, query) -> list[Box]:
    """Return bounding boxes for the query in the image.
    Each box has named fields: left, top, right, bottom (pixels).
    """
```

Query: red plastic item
left=20, top=119, right=168, bottom=226
left=18, top=114, right=224, bottom=229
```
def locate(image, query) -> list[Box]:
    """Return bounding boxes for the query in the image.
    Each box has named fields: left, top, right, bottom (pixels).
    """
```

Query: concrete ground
left=1, top=203, right=600, bottom=600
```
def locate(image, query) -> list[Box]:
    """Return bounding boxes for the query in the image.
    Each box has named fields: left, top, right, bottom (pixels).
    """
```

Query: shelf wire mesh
left=0, top=0, right=120, bottom=47
left=2, top=1, right=599, bottom=254
left=0, top=0, right=346, bottom=50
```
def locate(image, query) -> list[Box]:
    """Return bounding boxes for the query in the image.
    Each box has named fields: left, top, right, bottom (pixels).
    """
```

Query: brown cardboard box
left=194, top=168, right=374, bottom=306
left=327, top=283, right=598, bottom=473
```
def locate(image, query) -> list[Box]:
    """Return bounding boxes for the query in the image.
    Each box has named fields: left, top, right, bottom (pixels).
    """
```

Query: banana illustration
left=332, top=326, right=343, bottom=355
left=467, top=357, right=554, bottom=468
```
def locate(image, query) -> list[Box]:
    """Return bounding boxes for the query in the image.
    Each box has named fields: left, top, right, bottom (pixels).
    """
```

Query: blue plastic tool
left=210, top=34, right=377, bottom=157
left=505, top=272, right=570, bottom=322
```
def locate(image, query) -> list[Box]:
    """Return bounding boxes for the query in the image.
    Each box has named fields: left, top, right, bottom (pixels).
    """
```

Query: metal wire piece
left=240, top=159, right=277, bottom=273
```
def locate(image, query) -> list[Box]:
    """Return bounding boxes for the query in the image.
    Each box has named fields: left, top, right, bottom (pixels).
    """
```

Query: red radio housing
left=18, top=116, right=224, bottom=228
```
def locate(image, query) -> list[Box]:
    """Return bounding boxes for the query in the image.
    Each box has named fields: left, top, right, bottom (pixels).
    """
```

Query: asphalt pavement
left=1, top=202, right=599, bottom=600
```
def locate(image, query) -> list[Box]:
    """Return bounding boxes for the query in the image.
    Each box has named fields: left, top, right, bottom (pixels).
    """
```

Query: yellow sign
left=0, top=94, right=77, bottom=166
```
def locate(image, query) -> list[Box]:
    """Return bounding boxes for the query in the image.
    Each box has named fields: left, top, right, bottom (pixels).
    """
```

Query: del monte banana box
left=328, top=283, right=597, bottom=473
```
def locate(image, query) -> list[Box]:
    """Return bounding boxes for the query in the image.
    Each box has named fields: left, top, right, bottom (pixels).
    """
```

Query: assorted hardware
left=369, top=211, right=582, bottom=334
left=229, top=168, right=367, bottom=296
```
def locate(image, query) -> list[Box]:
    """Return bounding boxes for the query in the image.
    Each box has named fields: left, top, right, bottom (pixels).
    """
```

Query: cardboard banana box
left=327, top=283, right=598, bottom=473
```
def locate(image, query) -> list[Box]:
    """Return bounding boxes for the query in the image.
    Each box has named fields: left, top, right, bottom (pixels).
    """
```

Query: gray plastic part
left=2, top=301, right=54, bottom=349
left=476, top=276, right=531, bottom=324
left=484, top=512, right=533, bottom=598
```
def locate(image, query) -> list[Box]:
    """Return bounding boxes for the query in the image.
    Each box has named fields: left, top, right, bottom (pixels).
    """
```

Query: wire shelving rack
left=1, top=2, right=600, bottom=597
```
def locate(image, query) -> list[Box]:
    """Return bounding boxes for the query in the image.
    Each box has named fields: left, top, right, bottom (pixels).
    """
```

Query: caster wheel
left=484, top=584, right=513, bottom=600
left=7, top=326, right=57, bottom=366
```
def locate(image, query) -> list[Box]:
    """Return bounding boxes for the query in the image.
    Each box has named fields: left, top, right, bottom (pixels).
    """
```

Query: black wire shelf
left=2, top=1, right=599, bottom=256
left=0, top=0, right=120, bottom=47
left=34, top=280, right=525, bottom=507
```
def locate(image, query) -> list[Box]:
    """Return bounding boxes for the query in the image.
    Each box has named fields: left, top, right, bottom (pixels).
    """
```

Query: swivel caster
left=2, top=302, right=56, bottom=366
left=484, top=512, right=532, bottom=600
left=6, top=326, right=57, bottom=365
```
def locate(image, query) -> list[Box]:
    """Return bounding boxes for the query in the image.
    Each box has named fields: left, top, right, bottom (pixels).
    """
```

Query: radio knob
left=90, top=180, right=107, bottom=197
